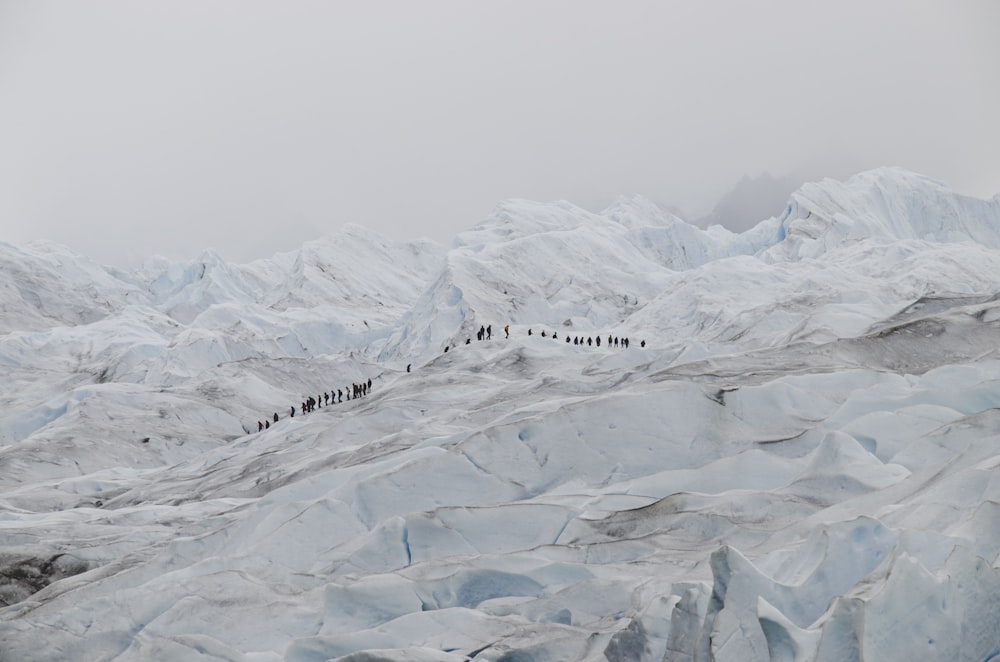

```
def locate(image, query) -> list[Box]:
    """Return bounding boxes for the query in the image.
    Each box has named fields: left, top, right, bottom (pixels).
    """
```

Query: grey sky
left=2, top=1, right=998, bottom=267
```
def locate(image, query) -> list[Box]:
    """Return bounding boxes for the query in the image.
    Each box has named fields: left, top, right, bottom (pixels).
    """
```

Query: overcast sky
left=2, top=1, right=998, bottom=267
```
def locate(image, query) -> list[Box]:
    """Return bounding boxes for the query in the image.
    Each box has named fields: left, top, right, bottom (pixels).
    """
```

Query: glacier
left=2, top=167, right=1000, bottom=660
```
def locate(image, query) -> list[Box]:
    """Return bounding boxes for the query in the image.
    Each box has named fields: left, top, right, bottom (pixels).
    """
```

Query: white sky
left=2, top=1, right=998, bottom=267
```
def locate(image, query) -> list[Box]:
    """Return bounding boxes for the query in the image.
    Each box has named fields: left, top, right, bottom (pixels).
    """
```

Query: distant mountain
left=698, top=171, right=804, bottom=232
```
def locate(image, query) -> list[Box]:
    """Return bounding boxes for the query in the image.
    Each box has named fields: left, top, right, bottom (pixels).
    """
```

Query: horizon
left=2, top=2, right=998, bottom=268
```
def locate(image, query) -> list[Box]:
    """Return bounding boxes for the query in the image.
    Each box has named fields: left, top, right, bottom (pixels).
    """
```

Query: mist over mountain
left=3, top=168, right=1000, bottom=661
left=697, top=172, right=805, bottom=233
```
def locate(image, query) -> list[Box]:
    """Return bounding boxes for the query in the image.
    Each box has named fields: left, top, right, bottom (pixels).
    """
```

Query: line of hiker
left=442, top=323, right=645, bottom=354
left=255, top=377, right=373, bottom=432
left=524, top=326, right=644, bottom=349
left=536, top=332, right=645, bottom=349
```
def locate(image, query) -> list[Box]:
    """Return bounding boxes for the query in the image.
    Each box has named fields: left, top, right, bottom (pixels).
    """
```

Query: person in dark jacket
left=273, top=412, right=279, bottom=423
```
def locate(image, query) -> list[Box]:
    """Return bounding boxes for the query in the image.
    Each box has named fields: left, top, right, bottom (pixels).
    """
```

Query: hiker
left=273, top=412, right=279, bottom=423
left=596, top=336, right=601, bottom=347
left=368, top=377, right=372, bottom=390
left=528, top=328, right=532, bottom=336
left=265, top=420, right=270, bottom=429
left=487, top=325, right=492, bottom=339
left=290, top=406, right=295, bottom=418
left=541, top=330, right=546, bottom=337
left=444, top=345, right=449, bottom=352
left=407, top=364, right=411, bottom=373
left=587, top=337, right=592, bottom=346
left=641, top=340, right=645, bottom=348
left=258, top=421, right=263, bottom=432
left=301, top=402, right=307, bottom=415
left=504, top=324, right=509, bottom=338
left=553, top=332, right=558, bottom=340
left=337, top=388, right=343, bottom=402
left=574, top=337, right=578, bottom=345
left=608, top=335, right=613, bottom=346
left=566, top=336, right=570, bottom=343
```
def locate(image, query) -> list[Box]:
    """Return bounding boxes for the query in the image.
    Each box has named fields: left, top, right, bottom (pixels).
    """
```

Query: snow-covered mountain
left=2, top=168, right=1000, bottom=661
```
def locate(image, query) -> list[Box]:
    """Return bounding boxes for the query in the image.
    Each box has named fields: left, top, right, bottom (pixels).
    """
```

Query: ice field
left=2, top=168, right=1000, bottom=660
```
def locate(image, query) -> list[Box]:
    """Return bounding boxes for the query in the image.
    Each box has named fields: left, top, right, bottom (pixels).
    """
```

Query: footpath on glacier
left=2, top=168, right=1000, bottom=661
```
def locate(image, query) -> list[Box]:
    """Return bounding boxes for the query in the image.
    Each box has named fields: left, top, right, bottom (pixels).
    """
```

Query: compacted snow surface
left=3, top=168, right=1000, bottom=661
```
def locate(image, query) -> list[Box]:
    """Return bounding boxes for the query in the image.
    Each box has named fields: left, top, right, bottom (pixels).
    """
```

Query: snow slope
left=2, top=168, right=1000, bottom=661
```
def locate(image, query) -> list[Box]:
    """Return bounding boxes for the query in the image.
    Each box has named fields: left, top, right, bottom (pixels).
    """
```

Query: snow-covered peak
left=0, top=239, right=141, bottom=333
left=141, top=248, right=266, bottom=323
left=764, top=167, right=1000, bottom=261
left=452, top=198, right=598, bottom=249
left=600, top=193, right=683, bottom=229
